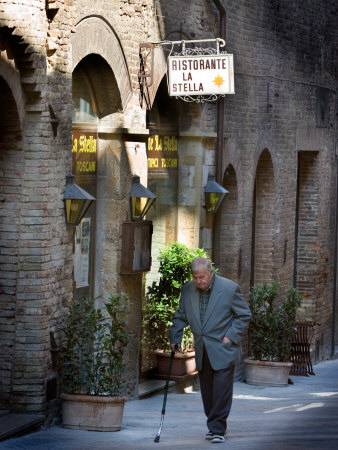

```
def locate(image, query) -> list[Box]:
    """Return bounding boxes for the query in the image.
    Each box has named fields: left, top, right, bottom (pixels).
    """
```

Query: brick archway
left=217, top=165, right=240, bottom=282
left=0, top=74, right=23, bottom=409
left=146, top=48, right=168, bottom=108
left=0, top=55, right=25, bottom=127
left=252, top=149, right=275, bottom=285
left=73, top=53, right=122, bottom=120
left=72, top=17, right=132, bottom=111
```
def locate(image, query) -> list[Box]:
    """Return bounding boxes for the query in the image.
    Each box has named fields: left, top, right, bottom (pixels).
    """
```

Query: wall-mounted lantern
left=120, top=175, right=156, bottom=274
left=129, top=175, right=156, bottom=221
left=63, top=174, right=95, bottom=226
left=204, top=173, right=229, bottom=213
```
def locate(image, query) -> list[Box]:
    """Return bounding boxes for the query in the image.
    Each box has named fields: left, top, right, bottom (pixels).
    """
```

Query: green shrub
left=60, top=293, right=129, bottom=396
left=249, top=282, right=302, bottom=362
left=142, top=242, right=215, bottom=353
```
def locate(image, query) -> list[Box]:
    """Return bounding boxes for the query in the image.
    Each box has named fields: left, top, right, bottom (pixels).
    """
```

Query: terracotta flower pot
left=154, top=350, right=196, bottom=379
left=61, top=393, right=127, bottom=431
left=244, top=358, right=293, bottom=387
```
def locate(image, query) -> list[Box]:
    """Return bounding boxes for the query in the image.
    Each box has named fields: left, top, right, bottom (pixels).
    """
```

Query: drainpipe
left=210, top=0, right=226, bottom=266
left=332, top=156, right=338, bottom=358
left=293, top=153, right=301, bottom=287
left=212, top=0, right=226, bottom=184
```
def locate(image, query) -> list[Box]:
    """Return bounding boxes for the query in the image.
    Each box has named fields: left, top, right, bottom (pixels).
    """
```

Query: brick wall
left=216, top=0, right=337, bottom=360
left=142, top=0, right=336, bottom=362
left=1, top=0, right=336, bottom=413
left=0, top=0, right=73, bottom=412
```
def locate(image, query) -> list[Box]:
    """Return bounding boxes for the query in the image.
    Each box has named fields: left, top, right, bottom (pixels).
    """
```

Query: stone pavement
left=0, top=358, right=337, bottom=450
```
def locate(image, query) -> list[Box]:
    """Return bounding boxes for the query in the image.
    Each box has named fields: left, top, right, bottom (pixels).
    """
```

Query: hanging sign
left=72, top=130, right=97, bottom=176
left=147, top=135, right=178, bottom=171
left=168, top=54, right=234, bottom=96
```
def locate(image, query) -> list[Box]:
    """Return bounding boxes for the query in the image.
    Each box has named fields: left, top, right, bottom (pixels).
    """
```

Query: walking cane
left=154, top=345, right=178, bottom=443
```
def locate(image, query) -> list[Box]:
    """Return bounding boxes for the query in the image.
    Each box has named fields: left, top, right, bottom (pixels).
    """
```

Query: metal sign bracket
left=138, top=38, right=228, bottom=106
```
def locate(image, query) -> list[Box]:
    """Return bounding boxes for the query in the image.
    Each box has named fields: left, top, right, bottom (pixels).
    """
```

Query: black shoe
left=205, top=431, right=214, bottom=440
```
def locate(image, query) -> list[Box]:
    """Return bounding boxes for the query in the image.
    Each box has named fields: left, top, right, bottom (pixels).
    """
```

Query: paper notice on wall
left=73, top=218, right=91, bottom=287
left=80, top=254, right=89, bottom=285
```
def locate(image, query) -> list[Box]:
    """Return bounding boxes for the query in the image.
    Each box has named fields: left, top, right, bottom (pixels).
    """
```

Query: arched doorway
left=145, top=76, right=180, bottom=285
left=251, top=149, right=275, bottom=286
left=217, top=165, right=240, bottom=281
left=72, top=53, right=122, bottom=300
left=0, top=75, right=23, bottom=409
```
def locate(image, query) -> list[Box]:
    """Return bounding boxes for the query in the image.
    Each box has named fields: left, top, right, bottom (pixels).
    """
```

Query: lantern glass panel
left=131, top=197, right=155, bottom=220
left=65, top=198, right=92, bottom=225
left=205, top=192, right=222, bottom=212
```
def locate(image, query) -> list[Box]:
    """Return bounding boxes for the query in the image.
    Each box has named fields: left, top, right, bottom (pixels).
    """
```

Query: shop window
left=72, top=69, right=97, bottom=123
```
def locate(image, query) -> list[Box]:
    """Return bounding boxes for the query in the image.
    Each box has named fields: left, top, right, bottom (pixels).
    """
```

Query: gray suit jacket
left=169, top=275, right=252, bottom=371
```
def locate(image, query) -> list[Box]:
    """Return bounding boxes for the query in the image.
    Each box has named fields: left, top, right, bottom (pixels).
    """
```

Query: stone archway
left=145, top=47, right=168, bottom=108
left=72, top=17, right=132, bottom=111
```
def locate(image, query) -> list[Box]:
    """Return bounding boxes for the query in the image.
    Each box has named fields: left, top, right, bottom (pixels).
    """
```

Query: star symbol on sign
left=213, top=74, right=225, bottom=88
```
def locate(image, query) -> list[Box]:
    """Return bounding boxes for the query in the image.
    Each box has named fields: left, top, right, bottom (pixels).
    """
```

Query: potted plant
left=244, top=282, right=302, bottom=386
left=60, top=293, right=130, bottom=431
left=142, top=242, right=214, bottom=378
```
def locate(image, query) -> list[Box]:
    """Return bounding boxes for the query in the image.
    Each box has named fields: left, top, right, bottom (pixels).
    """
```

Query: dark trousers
left=198, top=345, right=234, bottom=435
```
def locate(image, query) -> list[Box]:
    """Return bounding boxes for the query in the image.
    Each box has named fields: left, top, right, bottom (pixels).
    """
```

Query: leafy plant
left=142, top=242, right=215, bottom=353
left=61, top=293, right=129, bottom=396
left=249, top=282, right=302, bottom=362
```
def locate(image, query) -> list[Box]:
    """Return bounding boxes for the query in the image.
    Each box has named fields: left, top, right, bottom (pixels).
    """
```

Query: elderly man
left=170, top=257, right=251, bottom=444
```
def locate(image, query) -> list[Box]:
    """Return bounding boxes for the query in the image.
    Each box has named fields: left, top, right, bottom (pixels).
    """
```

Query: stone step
left=0, top=413, right=44, bottom=442
left=138, top=373, right=199, bottom=397
left=138, top=378, right=176, bottom=398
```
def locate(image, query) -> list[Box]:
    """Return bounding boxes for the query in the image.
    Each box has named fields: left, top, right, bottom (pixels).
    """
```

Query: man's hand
left=170, top=343, right=179, bottom=353
left=222, top=336, right=232, bottom=344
